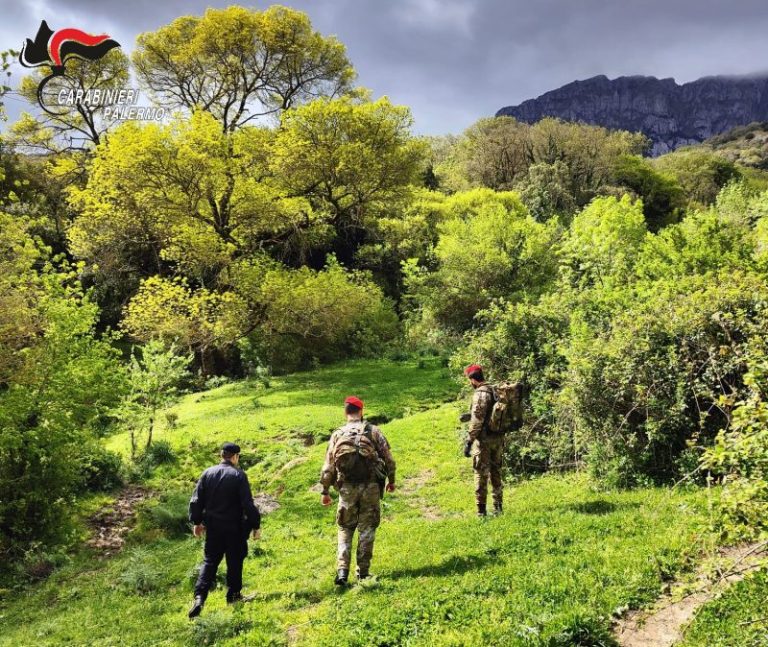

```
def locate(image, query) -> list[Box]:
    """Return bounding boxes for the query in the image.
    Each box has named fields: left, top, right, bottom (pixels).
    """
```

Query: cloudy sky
left=2, top=0, right=768, bottom=134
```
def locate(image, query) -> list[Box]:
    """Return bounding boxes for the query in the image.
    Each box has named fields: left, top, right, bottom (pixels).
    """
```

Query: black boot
left=334, top=568, right=349, bottom=586
left=477, top=503, right=487, bottom=517
left=226, top=590, right=243, bottom=604
left=357, top=569, right=370, bottom=581
left=493, top=502, right=503, bottom=516
left=188, top=594, right=205, bottom=619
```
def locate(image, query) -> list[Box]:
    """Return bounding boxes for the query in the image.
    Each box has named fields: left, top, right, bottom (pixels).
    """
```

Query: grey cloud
left=1, top=0, right=767, bottom=135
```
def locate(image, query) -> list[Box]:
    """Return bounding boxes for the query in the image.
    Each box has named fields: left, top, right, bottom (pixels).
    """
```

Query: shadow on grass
left=567, top=500, right=641, bottom=515
left=386, top=552, right=491, bottom=579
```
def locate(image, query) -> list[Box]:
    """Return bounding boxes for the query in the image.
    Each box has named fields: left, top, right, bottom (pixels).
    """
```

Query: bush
left=243, top=256, right=400, bottom=372
left=81, top=445, right=124, bottom=492
left=142, top=440, right=176, bottom=466
left=702, top=343, right=768, bottom=539
left=118, top=548, right=161, bottom=594
left=140, top=490, right=190, bottom=538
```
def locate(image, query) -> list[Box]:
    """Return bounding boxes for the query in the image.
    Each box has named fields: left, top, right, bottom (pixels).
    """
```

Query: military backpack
left=332, top=422, right=386, bottom=484
left=484, top=382, right=524, bottom=436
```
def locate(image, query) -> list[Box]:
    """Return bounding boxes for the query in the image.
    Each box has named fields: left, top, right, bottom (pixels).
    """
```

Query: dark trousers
left=194, top=522, right=247, bottom=598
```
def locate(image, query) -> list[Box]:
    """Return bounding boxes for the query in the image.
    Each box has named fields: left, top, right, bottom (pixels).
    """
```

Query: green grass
left=0, top=358, right=719, bottom=646
left=679, top=568, right=768, bottom=647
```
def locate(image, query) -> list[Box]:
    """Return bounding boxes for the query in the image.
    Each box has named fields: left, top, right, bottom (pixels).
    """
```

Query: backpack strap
left=477, top=384, right=496, bottom=434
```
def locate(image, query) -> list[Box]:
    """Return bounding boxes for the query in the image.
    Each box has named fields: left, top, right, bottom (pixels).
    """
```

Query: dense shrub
left=454, top=187, right=768, bottom=486
left=0, top=215, right=127, bottom=564
left=140, top=490, right=190, bottom=538
left=81, top=445, right=124, bottom=492
left=702, top=344, right=768, bottom=539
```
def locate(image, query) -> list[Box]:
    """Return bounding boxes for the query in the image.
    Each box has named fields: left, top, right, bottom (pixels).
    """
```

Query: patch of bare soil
left=614, top=541, right=767, bottom=647
left=86, top=486, right=150, bottom=556
left=400, top=469, right=445, bottom=520
left=400, top=468, right=435, bottom=494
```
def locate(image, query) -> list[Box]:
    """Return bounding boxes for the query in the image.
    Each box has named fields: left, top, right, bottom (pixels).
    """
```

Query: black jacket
left=189, top=460, right=261, bottom=530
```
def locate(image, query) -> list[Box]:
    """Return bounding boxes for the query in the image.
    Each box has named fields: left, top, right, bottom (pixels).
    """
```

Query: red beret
left=344, top=396, right=364, bottom=409
left=464, top=364, right=483, bottom=376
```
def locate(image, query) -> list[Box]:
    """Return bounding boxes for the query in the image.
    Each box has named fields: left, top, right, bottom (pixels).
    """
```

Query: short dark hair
left=221, top=449, right=237, bottom=460
left=345, top=403, right=362, bottom=415
left=468, top=370, right=484, bottom=382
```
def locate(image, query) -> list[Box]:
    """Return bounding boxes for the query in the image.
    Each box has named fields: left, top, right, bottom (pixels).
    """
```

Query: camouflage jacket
left=468, top=383, right=494, bottom=443
left=320, top=420, right=396, bottom=492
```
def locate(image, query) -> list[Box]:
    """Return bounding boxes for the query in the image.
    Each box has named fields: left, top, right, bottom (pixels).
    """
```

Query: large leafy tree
left=69, top=97, right=424, bottom=287
left=270, top=96, right=427, bottom=265
left=133, top=5, right=356, bottom=132
left=12, top=49, right=130, bottom=152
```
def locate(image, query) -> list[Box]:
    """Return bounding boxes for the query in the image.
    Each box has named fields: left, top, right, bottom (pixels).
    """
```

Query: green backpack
left=333, top=422, right=386, bottom=484
left=485, top=382, right=524, bottom=435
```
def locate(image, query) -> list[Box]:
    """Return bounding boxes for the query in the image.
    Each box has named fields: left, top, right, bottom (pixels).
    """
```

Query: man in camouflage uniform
left=320, top=396, right=396, bottom=585
left=463, top=364, right=504, bottom=517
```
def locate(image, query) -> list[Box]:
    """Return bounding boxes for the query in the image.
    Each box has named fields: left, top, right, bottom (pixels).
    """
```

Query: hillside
left=701, top=121, right=768, bottom=169
left=0, top=359, right=734, bottom=647
left=497, top=74, right=768, bottom=156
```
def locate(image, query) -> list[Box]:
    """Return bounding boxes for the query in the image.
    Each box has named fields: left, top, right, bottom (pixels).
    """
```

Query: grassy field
left=679, top=569, right=768, bottom=647
left=0, top=359, right=729, bottom=646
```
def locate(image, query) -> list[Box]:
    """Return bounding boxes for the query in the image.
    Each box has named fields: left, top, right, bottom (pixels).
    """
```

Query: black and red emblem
left=20, top=20, right=121, bottom=114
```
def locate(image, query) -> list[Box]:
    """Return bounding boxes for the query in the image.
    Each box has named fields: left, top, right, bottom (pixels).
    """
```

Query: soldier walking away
left=462, top=364, right=505, bottom=517
left=320, top=396, right=396, bottom=586
left=188, top=442, right=261, bottom=618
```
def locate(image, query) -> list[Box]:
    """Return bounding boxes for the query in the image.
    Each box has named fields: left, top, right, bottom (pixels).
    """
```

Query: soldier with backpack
left=462, top=364, right=523, bottom=517
left=319, top=396, right=396, bottom=586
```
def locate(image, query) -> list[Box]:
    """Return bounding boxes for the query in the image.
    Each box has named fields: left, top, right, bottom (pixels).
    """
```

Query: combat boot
left=334, top=568, right=349, bottom=586
left=477, top=503, right=487, bottom=517
left=188, top=594, right=205, bottom=619
left=226, top=590, right=243, bottom=604
left=493, top=502, right=503, bottom=516
left=357, top=568, right=370, bottom=581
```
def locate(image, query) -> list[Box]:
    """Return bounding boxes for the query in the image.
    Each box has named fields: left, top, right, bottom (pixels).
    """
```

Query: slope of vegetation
left=0, top=359, right=715, bottom=647
left=680, top=569, right=768, bottom=647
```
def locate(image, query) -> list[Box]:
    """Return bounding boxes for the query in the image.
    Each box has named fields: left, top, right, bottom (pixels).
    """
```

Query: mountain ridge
left=497, top=74, right=768, bottom=155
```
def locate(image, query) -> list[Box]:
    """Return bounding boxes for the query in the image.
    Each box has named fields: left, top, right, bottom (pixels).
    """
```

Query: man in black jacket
left=188, top=442, right=261, bottom=618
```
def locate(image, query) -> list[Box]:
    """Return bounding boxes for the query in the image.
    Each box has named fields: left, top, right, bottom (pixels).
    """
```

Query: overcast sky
left=2, top=0, right=768, bottom=135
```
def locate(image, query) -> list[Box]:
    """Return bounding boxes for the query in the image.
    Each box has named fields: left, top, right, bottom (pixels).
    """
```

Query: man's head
left=344, top=396, right=364, bottom=421
left=220, top=442, right=241, bottom=466
left=464, top=364, right=485, bottom=388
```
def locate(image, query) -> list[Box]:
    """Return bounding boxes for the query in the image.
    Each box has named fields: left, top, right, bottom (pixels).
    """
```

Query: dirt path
left=614, top=542, right=767, bottom=647
left=86, top=486, right=150, bottom=556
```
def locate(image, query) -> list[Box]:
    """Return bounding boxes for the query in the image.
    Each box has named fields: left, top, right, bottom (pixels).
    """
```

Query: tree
left=654, top=148, right=741, bottom=206
left=516, top=161, right=576, bottom=222
left=122, top=276, right=248, bottom=373
left=12, top=49, right=130, bottom=152
left=611, top=154, right=684, bottom=231
left=117, top=341, right=191, bottom=459
left=403, top=189, right=559, bottom=332
left=246, top=257, right=399, bottom=370
left=435, top=117, right=529, bottom=192
left=270, top=96, right=427, bottom=266
left=133, top=5, right=356, bottom=132
left=560, top=195, right=647, bottom=290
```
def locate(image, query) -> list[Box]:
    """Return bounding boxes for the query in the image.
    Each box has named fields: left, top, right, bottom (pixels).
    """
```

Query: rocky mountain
left=497, top=74, right=768, bottom=156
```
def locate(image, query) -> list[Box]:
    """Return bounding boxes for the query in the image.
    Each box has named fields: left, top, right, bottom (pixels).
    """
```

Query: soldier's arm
left=239, top=472, right=261, bottom=530
left=319, top=433, right=338, bottom=494
left=188, top=471, right=206, bottom=525
left=467, top=389, right=491, bottom=443
left=373, top=429, right=396, bottom=485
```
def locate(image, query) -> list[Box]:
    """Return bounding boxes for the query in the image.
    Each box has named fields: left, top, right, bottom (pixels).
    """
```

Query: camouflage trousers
left=472, top=436, right=505, bottom=507
left=336, top=481, right=381, bottom=575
